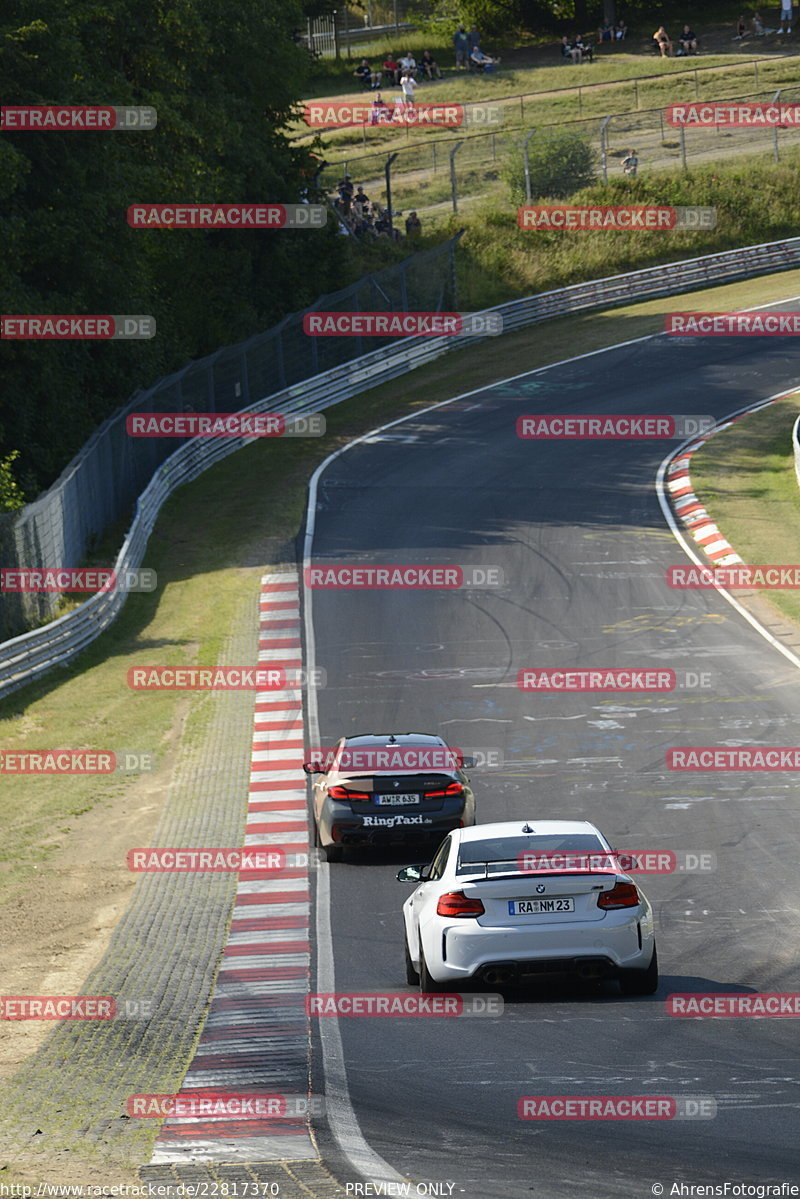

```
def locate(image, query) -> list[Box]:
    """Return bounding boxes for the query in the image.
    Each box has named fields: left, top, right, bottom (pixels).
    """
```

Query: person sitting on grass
left=382, top=53, right=400, bottom=84
left=752, top=10, right=766, bottom=33
left=353, top=58, right=381, bottom=88
left=420, top=50, right=442, bottom=79
left=598, top=21, right=613, bottom=42
left=615, top=20, right=627, bottom=40
left=653, top=25, right=672, bottom=55
left=470, top=41, right=500, bottom=70
left=678, top=25, right=698, bottom=54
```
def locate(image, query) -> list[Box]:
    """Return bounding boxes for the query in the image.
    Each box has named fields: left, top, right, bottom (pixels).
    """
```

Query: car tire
left=323, top=842, right=343, bottom=863
left=405, top=936, right=420, bottom=986
left=619, top=944, right=659, bottom=995
left=419, top=945, right=448, bottom=994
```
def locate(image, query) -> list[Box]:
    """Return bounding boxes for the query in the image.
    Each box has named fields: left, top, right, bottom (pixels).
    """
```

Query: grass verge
left=689, top=392, right=800, bottom=628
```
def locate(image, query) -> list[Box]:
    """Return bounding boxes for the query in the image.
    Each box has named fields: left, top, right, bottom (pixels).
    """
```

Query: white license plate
left=508, top=898, right=575, bottom=915
left=375, top=794, right=421, bottom=805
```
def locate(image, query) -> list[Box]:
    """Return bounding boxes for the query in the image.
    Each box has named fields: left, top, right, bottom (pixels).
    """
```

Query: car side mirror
left=396, top=864, right=430, bottom=883
left=303, top=761, right=324, bottom=775
left=460, top=755, right=476, bottom=769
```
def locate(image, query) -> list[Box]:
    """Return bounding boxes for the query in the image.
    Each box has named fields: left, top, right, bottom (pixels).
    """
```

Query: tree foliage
left=0, top=0, right=350, bottom=496
left=503, top=133, right=596, bottom=202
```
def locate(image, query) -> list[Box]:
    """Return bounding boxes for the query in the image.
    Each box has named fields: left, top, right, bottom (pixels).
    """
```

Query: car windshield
left=456, top=833, right=608, bottom=876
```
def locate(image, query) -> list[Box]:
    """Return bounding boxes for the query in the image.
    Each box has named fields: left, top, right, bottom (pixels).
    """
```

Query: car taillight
left=424, top=782, right=464, bottom=797
left=436, top=891, right=485, bottom=917
left=598, top=882, right=640, bottom=909
left=328, top=786, right=370, bottom=800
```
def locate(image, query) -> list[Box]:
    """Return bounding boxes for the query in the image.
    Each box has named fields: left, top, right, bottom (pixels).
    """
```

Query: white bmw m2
left=398, top=820, right=658, bottom=995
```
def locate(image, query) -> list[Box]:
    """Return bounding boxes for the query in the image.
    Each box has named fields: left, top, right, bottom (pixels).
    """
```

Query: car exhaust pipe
left=483, top=966, right=517, bottom=986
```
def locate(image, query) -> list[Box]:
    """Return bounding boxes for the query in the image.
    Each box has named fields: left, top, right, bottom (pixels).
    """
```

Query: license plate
left=375, top=794, right=421, bottom=805
left=508, top=898, right=575, bottom=915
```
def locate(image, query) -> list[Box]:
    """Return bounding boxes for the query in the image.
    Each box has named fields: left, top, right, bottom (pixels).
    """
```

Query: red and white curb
left=151, top=570, right=314, bottom=1163
left=662, top=404, right=783, bottom=566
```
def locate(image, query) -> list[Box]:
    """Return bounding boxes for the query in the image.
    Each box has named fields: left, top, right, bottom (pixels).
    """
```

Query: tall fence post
left=773, top=88, right=782, bottom=162
left=333, top=10, right=340, bottom=59
left=450, top=140, right=464, bottom=213
left=385, top=151, right=398, bottom=232
left=754, top=59, right=759, bottom=88
left=523, top=129, right=536, bottom=203
left=600, top=115, right=612, bottom=184
left=680, top=124, right=687, bottom=170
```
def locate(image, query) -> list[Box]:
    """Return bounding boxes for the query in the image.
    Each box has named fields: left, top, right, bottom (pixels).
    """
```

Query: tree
left=503, top=133, right=596, bottom=203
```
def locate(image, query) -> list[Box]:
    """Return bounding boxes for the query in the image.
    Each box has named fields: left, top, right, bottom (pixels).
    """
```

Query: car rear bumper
left=426, top=913, right=653, bottom=980
left=319, top=798, right=474, bottom=847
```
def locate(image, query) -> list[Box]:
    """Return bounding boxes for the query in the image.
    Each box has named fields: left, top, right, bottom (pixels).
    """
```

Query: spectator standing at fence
left=653, top=25, right=672, bottom=55
left=405, top=210, right=422, bottom=236
left=421, top=50, right=442, bottom=79
left=621, top=148, right=638, bottom=177
left=400, top=71, right=417, bottom=103
left=453, top=24, right=469, bottom=68
left=781, top=0, right=793, bottom=33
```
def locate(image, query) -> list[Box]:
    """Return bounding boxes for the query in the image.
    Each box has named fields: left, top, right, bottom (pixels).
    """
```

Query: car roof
left=455, top=820, right=603, bottom=844
left=342, top=733, right=448, bottom=747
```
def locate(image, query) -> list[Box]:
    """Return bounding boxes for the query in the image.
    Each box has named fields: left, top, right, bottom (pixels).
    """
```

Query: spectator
left=382, top=52, right=400, bottom=84
left=421, top=50, right=442, bottom=79
left=733, top=13, right=747, bottom=38
left=400, top=71, right=417, bottom=103
left=399, top=50, right=417, bottom=77
left=353, top=58, right=381, bottom=88
left=370, top=93, right=391, bottom=124
left=781, top=0, right=793, bottom=33
left=752, top=10, right=765, bottom=33
left=598, top=20, right=613, bottom=42
left=561, top=34, right=581, bottom=62
left=453, top=24, right=469, bottom=68
left=574, top=33, right=593, bottom=61
left=653, top=25, right=672, bottom=55
left=677, top=24, right=698, bottom=54
left=405, top=210, right=422, bottom=236
left=355, top=185, right=370, bottom=206
left=470, top=41, right=500, bottom=70
left=615, top=19, right=627, bottom=40
left=621, top=148, right=638, bottom=177
left=336, top=175, right=353, bottom=216
left=467, top=24, right=481, bottom=53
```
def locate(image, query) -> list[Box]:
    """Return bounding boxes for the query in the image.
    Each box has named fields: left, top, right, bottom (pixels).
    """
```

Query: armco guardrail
left=2, top=234, right=800, bottom=699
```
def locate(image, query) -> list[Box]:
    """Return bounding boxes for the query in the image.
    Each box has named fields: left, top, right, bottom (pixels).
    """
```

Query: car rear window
left=456, top=834, right=607, bottom=875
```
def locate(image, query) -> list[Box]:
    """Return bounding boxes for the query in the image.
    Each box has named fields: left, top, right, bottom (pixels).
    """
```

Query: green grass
left=690, top=394, right=800, bottom=627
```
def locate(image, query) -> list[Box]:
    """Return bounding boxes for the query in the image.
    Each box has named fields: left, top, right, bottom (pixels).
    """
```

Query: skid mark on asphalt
left=149, top=571, right=314, bottom=1164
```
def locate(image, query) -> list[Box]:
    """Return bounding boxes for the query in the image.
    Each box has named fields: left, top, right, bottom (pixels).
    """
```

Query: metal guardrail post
left=523, top=129, right=536, bottom=203
left=450, top=140, right=464, bottom=213
left=600, top=115, right=612, bottom=183
left=773, top=89, right=782, bottom=162
left=680, top=124, right=687, bottom=170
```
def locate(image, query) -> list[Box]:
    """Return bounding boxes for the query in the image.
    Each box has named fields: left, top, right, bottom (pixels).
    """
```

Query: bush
left=0, top=452, right=25, bottom=513
left=502, top=134, right=597, bottom=203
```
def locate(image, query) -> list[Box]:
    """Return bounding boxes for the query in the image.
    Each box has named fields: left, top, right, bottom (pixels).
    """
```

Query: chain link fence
left=318, top=80, right=800, bottom=221
left=0, top=235, right=460, bottom=642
